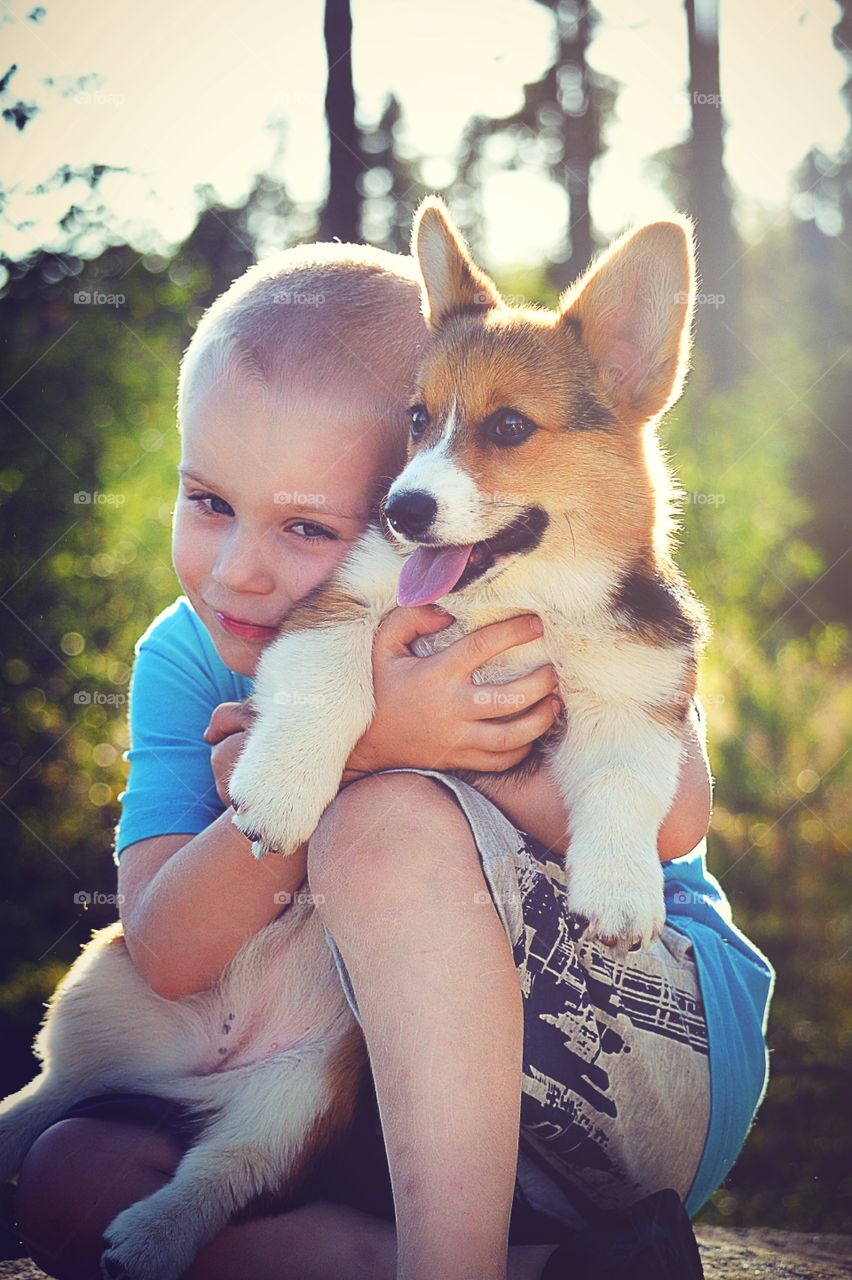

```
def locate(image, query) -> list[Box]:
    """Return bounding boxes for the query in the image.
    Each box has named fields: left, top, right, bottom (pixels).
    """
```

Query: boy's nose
left=384, top=490, right=437, bottom=538
left=213, top=533, right=275, bottom=593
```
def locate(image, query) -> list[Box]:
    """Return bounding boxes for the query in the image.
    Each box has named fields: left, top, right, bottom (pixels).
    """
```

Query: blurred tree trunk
left=547, top=0, right=596, bottom=288
left=318, top=0, right=362, bottom=242
left=359, top=95, right=425, bottom=252
left=684, top=0, right=740, bottom=386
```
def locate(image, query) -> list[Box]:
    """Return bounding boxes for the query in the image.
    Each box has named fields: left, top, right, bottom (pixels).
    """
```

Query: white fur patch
left=387, top=440, right=488, bottom=545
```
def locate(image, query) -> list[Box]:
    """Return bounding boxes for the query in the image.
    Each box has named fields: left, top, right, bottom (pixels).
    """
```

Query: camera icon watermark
left=473, top=688, right=526, bottom=708
left=73, top=90, right=126, bottom=108
left=74, top=690, right=127, bottom=707
left=73, top=491, right=126, bottom=506
left=73, top=289, right=126, bottom=307
left=685, top=491, right=725, bottom=506
left=273, top=889, right=326, bottom=907
left=74, top=890, right=125, bottom=906
left=271, top=289, right=325, bottom=307
left=273, top=491, right=327, bottom=507
left=273, top=690, right=326, bottom=707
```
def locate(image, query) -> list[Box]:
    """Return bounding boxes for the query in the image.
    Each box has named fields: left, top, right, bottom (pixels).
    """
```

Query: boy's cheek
left=171, top=509, right=203, bottom=597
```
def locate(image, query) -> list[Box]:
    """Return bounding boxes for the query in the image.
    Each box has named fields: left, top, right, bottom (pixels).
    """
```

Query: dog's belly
left=193, top=902, right=349, bottom=1075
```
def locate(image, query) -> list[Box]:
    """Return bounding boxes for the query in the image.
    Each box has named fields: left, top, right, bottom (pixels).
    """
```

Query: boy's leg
left=15, top=1117, right=183, bottom=1280
left=14, top=1118, right=556, bottom=1280
left=307, top=772, right=526, bottom=1280
left=14, top=1117, right=398, bottom=1280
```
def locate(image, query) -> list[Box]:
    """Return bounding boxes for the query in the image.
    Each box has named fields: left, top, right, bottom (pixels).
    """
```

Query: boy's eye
left=188, top=492, right=234, bottom=516
left=288, top=521, right=338, bottom=542
left=408, top=404, right=430, bottom=441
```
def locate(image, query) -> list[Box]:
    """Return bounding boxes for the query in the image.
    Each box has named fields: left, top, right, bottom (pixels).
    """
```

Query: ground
left=1, top=1229, right=851, bottom=1279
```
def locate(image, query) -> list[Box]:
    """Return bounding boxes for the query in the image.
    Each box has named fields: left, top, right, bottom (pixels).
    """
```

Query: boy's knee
left=308, top=772, right=475, bottom=903
left=15, top=1117, right=181, bottom=1280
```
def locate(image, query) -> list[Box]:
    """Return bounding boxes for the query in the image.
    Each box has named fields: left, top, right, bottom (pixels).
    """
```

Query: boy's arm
left=118, top=818, right=309, bottom=1001
left=473, top=707, right=713, bottom=862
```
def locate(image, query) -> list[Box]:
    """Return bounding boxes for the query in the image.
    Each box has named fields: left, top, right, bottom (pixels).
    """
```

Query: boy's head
left=173, top=242, right=428, bottom=676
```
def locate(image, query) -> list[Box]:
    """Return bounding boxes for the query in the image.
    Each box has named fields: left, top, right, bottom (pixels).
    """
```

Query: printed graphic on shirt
left=513, top=836, right=710, bottom=1214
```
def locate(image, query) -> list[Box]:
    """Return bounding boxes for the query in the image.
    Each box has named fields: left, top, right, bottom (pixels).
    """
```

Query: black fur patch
left=614, top=567, right=707, bottom=648
left=435, top=301, right=493, bottom=326
left=569, top=388, right=613, bottom=432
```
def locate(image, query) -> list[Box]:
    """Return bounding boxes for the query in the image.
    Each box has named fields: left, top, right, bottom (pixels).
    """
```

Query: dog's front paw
left=101, top=1203, right=189, bottom=1280
left=228, top=740, right=319, bottom=859
left=566, top=855, right=665, bottom=957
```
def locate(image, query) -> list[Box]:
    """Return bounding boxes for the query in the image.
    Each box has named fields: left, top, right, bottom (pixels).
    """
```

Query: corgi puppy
left=0, top=200, right=706, bottom=1280
left=230, top=196, right=708, bottom=951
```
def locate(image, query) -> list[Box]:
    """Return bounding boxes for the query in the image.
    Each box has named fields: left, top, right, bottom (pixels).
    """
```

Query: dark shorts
left=57, top=1079, right=564, bottom=1244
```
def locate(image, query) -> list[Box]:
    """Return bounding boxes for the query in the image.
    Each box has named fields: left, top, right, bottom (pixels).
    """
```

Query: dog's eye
left=486, top=411, right=535, bottom=446
left=408, top=404, right=430, bottom=441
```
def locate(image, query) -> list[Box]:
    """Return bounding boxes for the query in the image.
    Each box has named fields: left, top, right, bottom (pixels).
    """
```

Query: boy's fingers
left=447, top=615, right=544, bottom=677
left=469, top=692, right=559, bottom=755
left=204, top=701, right=253, bottom=743
left=468, top=665, right=558, bottom=719
left=375, top=604, right=456, bottom=656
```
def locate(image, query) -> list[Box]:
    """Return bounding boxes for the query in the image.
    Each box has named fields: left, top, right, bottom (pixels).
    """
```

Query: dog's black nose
left=384, top=491, right=438, bottom=537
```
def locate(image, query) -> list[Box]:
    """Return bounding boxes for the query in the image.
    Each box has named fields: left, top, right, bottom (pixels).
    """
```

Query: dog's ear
left=412, top=196, right=502, bottom=328
left=559, top=217, right=696, bottom=421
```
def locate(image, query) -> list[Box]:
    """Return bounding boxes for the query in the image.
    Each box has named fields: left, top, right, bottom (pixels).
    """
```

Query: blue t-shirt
left=115, top=596, right=774, bottom=1218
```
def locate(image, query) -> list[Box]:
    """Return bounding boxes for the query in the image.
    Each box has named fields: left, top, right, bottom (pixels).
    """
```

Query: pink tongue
left=397, top=544, right=475, bottom=607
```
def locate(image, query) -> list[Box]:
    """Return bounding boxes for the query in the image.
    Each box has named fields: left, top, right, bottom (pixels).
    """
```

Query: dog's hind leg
left=99, top=1025, right=366, bottom=1280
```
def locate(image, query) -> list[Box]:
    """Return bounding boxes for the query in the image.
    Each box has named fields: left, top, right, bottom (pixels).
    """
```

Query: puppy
left=231, top=196, right=708, bottom=952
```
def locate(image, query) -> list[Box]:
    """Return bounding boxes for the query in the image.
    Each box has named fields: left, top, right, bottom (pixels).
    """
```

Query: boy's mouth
left=214, top=610, right=280, bottom=640
left=396, top=507, right=548, bottom=607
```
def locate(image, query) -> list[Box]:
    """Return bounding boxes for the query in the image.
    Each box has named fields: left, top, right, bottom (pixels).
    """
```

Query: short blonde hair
left=177, top=242, right=429, bottom=458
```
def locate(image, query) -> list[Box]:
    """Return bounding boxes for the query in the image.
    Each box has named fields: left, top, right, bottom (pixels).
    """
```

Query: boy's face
left=174, top=367, right=394, bottom=676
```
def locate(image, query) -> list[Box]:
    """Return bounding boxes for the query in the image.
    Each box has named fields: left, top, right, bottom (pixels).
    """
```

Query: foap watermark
left=482, top=490, right=527, bottom=508
left=689, top=91, right=723, bottom=108
left=73, top=289, right=126, bottom=308
left=273, top=889, right=326, bottom=907
left=73, top=90, right=126, bottom=108
left=273, top=491, right=327, bottom=507
left=74, top=690, right=127, bottom=707
left=270, top=288, right=325, bottom=307
left=74, top=490, right=126, bottom=505
left=473, top=688, right=527, bottom=709
left=473, top=290, right=527, bottom=308
left=273, top=690, right=326, bottom=708
left=74, top=890, right=125, bottom=906
left=685, top=491, right=726, bottom=507
left=675, top=289, right=725, bottom=309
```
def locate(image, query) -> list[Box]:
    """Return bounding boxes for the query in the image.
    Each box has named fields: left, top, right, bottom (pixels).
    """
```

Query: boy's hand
left=204, top=701, right=254, bottom=807
left=343, top=606, right=560, bottom=782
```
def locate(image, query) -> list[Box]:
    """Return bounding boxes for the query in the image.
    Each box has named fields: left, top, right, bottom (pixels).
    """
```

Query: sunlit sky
left=1, top=0, right=847, bottom=265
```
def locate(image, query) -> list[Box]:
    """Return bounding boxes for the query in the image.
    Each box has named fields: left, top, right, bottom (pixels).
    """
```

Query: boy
left=15, top=240, right=773, bottom=1280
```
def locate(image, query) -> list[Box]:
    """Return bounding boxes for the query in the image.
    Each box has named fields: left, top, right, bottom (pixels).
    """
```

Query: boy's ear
left=412, top=196, right=502, bottom=328
left=559, top=217, right=697, bottom=421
